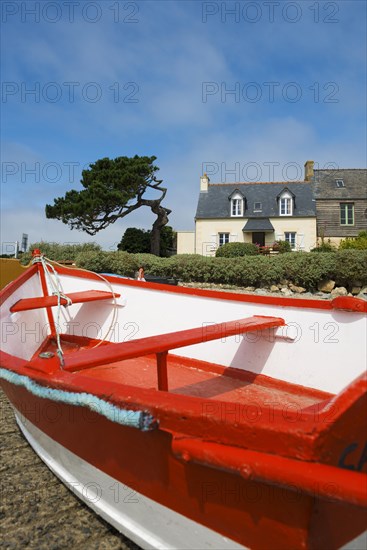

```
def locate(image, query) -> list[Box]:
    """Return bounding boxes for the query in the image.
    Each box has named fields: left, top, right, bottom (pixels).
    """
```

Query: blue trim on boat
left=0, top=368, right=157, bottom=431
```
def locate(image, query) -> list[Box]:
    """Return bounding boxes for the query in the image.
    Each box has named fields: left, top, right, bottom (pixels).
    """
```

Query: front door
left=252, top=232, right=265, bottom=247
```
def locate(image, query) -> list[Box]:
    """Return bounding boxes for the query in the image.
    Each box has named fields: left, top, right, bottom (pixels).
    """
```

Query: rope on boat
left=32, top=255, right=69, bottom=367
left=32, top=253, right=119, bottom=368
left=61, top=263, right=120, bottom=349
left=47, top=258, right=120, bottom=349
left=0, top=368, right=157, bottom=431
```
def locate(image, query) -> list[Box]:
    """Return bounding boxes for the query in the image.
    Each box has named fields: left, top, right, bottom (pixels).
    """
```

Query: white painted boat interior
left=2, top=270, right=366, bottom=394
left=2, top=272, right=49, bottom=360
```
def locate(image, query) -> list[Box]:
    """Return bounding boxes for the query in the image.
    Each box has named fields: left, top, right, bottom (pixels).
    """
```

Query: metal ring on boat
left=38, top=352, right=55, bottom=359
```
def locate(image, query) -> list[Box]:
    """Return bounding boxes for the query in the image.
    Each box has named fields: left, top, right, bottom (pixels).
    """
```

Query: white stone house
left=177, top=162, right=317, bottom=255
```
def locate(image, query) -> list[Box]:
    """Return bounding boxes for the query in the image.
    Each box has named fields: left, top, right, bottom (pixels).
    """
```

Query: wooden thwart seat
left=10, top=290, right=120, bottom=313
left=64, top=315, right=285, bottom=390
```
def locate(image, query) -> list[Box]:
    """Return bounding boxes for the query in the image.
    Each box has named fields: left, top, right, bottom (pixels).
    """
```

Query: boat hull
left=2, top=378, right=366, bottom=550
left=13, top=407, right=243, bottom=550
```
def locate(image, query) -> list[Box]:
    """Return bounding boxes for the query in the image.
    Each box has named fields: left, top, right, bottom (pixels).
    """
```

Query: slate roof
left=195, top=182, right=316, bottom=219
left=312, top=169, right=367, bottom=199
left=243, top=218, right=275, bottom=232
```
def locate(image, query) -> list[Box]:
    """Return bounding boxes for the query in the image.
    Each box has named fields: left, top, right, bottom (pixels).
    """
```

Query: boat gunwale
left=2, top=344, right=364, bottom=435
left=0, top=363, right=323, bottom=464
left=0, top=348, right=324, bottom=426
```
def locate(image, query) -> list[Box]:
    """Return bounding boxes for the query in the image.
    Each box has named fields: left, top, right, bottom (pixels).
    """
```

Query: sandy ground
left=0, top=389, right=141, bottom=550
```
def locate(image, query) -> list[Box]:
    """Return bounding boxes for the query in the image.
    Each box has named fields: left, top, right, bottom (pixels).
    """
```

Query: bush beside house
left=339, top=231, right=367, bottom=250
left=215, top=242, right=258, bottom=257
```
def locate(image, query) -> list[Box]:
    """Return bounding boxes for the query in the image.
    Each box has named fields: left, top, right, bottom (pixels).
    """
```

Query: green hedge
left=20, top=241, right=101, bottom=265
left=21, top=243, right=366, bottom=292
left=74, top=249, right=367, bottom=292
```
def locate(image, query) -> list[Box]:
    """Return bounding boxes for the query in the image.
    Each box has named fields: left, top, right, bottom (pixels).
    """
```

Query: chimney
left=200, top=173, right=209, bottom=192
left=304, top=160, right=314, bottom=181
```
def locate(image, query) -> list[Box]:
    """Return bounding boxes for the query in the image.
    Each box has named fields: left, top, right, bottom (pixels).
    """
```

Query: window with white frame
left=254, top=202, right=262, bottom=212
left=230, top=193, right=243, bottom=217
left=218, top=233, right=230, bottom=246
left=284, top=232, right=296, bottom=249
left=340, top=203, right=354, bottom=225
left=279, top=191, right=293, bottom=216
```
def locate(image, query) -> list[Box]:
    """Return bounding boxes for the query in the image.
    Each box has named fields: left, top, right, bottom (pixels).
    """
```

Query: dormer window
left=335, top=179, right=345, bottom=188
left=229, top=191, right=244, bottom=217
left=232, top=198, right=242, bottom=216
left=280, top=197, right=291, bottom=215
left=254, top=202, right=262, bottom=212
left=278, top=189, right=294, bottom=216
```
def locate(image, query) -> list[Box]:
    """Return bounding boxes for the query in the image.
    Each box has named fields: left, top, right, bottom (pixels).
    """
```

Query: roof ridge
left=314, top=168, right=367, bottom=171
left=208, top=181, right=309, bottom=186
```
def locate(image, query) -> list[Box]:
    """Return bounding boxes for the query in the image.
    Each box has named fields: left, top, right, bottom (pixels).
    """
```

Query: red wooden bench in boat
left=10, top=290, right=120, bottom=312
left=63, top=315, right=285, bottom=390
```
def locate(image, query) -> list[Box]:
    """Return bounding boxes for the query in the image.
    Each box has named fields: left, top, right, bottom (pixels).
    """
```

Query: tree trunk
left=150, top=203, right=170, bottom=256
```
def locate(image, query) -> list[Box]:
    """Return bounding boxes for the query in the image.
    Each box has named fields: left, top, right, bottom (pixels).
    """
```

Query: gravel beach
left=0, top=389, right=141, bottom=550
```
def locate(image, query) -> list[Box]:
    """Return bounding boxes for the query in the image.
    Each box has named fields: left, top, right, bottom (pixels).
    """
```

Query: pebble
left=330, top=287, right=348, bottom=298
left=180, top=282, right=367, bottom=301
left=280, top=287, right=293, bottom=296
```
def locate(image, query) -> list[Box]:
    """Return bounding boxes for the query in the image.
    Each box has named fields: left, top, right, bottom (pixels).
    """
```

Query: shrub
left=75, top=251, right=115, bottom=274
left=277, top=252, right=338, bottom=290
left=75, top=250, right=170, bottom=278
left=169, top=254, right=213, bottom=282
left=108, top=251, right=140, bottom=277
left=20, top=241, right=101, bottom=265
left=134, top=253, right=170, bottom=276
left=224, top=256, right=277, bottom=286
left=333, top=250, right=367, bottom=286
left=339, top=231, right=367, bottom=250
left=311, top=241, right=337, bottom=253
left=273, top=240, right=291, bottom=253
left=215, top=242, right=259, bottom=257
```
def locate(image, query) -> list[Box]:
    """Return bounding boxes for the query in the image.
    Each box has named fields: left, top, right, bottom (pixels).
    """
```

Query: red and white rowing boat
left=1, top=250, right=366, bottom=549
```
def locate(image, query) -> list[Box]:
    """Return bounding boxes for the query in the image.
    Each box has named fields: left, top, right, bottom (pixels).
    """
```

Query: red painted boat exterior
left=1, top=258, right=366, bottom=549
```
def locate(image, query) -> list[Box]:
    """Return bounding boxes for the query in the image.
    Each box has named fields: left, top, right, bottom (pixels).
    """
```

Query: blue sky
left=1, top=0, right=366, bottom=252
